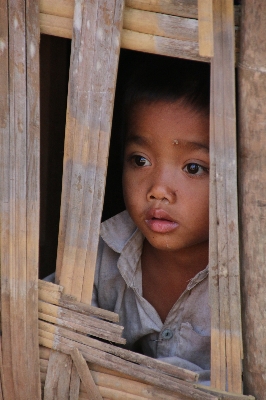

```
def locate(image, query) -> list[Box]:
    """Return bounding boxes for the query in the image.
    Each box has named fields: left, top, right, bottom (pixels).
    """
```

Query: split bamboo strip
left=71, top=348, right=103, bottom=400
left=40, top=1, right=199, bottom=42
left=197, top=0, right=213, bottom=57
left=121, top=29, right=207, bottom=62
left=0, top=339, right=3, bottom=400
left=39, top=0, right=196, bottom=19
left=209, top=63, right=222, bottom=389
left=56, top=0, right=124, bottom=302
left=39, top=279, right=120, bottom=322
left=39, top=0, right=241, bottom=23
left=38, top=301, right=126, bottom=344
left=40, top=14, right=207, bottom=62
left=238, top=1, right=266, bottom=397
left=39, top=332, right=218, bottom=400
left=210, top=0, right=243, bottom=393
left=0, top=1, right=41, bottom=399
left=46, top=0, right=125, bottom=394
left=123, top=7, right=198, bottom=41
left=69, top=364, right=81, bottom=400
left=40, top=357, right=253, bottom=400
left=194, top=385, right=255, bottom=400
left=44, top=350, right=72, bottom=400
left=39, top=319, right=198, bottom=382
left=82, top=371, right=189, bottom=400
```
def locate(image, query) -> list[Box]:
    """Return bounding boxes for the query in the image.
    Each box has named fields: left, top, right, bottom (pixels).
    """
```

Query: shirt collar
left=100, top=210, right=208, bottom=289
left=100, top=210, right=144, bottom=285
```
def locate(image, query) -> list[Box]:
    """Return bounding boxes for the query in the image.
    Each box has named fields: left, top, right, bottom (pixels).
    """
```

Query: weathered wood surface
left=43, top=0, right=125, bottom=395
left=40, top=335, right=216, bottom=400
left=209, top=0, right=242, bottom=394
left=56, top=0, right=124, bottom=303
left=40, top=347, right=254, bottom=400
left=39, top=11, right=208, bottom=62
left=39, top=279, right=120, bottom=322
left=238, top=1, right=266, bottom=399
left=38, top=280, right=200, bottom=383
left=71, top=348, right=103, bottom=400
left=39, top=0, right=241, bottom=22
left=44, top=350, right=72, bottom=400
left=198, top=0, right=213, bottom=57
left=69, top=363, right=81, bottom=400
left=0, top=1, right=41, bottom=399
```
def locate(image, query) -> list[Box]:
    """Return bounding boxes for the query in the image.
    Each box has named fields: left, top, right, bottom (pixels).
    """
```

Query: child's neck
left=141, top=239, right=208, bottom=323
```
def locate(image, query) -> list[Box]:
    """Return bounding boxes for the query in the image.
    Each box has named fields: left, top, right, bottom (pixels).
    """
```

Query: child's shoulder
left=100, top=210, right=137, bottom=252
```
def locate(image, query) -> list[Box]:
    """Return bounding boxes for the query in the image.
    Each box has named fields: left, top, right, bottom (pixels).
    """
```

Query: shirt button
left=161, top=329, right=173, bottom=340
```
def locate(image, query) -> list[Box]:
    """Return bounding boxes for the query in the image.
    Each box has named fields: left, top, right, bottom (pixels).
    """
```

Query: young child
left=92, top=56, right=211, bottom=381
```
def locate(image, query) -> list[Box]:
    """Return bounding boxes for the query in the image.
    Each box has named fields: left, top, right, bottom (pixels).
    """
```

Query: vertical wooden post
left=56, top=0, right=125, bottom=304
left=238, top=1, right=266, bottom=398
left=209, top=0, right=243, bottom=393
left=0, top=0, right=41, bottom=399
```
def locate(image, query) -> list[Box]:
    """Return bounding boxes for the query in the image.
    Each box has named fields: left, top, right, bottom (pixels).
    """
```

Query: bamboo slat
left=238, top=0, right=266, bottom=398
left=198, top=0, right=213, bottom=57
left=44, top=0, right=125, bottom=395
left=44, top=350, right=72, bottom=400
left=71, top=348, right=103, bottom=400
left=0, top=1, right=41, bottom=399
left=209, top=0, right=243, bottom=393
left=39, top=279, right=120, bottom=322
left=39, top=333, right=218, bottom=400
left=56, top=0, right=124, bottom=303
left=69, top=364, right=81, bottom=400
left=40, top=0, right=241, bottom=22
left=38, top=300, right=125, bottom=344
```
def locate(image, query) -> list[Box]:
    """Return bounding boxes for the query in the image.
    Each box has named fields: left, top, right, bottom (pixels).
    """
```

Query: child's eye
left=132, top=155, right=151, bottom=167
left=183, top=163, right=209, bottom=176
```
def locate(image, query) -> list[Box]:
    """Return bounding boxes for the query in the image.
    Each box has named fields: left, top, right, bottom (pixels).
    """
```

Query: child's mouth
left=145, top=216, right=178, bottom=233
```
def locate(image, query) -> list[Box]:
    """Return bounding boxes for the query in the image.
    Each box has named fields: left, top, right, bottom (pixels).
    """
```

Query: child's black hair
left=119, top=53, right=210, bottom=154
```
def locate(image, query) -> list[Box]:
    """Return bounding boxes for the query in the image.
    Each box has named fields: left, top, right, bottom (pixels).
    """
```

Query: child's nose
left=147, top=181, right=176, bottom=204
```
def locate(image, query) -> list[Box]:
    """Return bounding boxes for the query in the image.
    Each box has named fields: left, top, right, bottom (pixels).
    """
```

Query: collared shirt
left=92, top=210, right=211, bottom=378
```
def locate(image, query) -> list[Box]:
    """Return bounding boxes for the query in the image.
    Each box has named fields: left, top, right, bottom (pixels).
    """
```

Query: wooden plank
left=123, top=7, right=198, bottom=41
left=238, top=1, right=266, bottom=398
left=210, top=0, right=243, bottom=393
left=69, top=364, right=81, bottom=400
left=39, top=279, right=120, bottom=322
left=56, top=0, right=125, bottom=303
left=38, top=300, right=125, bottom=344
left=0, top=339, right=4, bottom=400
left=39, top=0, right=241, bottom=24
left=71, top=348, right=103, bottom=400
left=45, top=0, right=125, bottom=396
left=121, top=29, right=207, bottom=62
left=0, top=1, right=41, bottom=399
left=40, top=2, right=199, bottom=42
left=39, top=13, right=208, bottom=62
left=44, top=350, right=72, bottom=400
left=126, top=0, right=198, bottom=18
left=40, top=0, right=197, bottom=19
left=198, top=0, right=213, bottom=57
left=0, top=2, right=14, bottom=397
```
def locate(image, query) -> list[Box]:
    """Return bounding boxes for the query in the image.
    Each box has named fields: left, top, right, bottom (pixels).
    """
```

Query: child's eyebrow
left=126, top=134, right=209, bottom=152
left=125, top=134, right=151, bottom=146
left=181, top=140, right=209, bottom=153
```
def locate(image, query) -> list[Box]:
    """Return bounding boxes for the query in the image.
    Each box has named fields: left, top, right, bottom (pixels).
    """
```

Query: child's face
left=122, top=101, right=209, bottom=253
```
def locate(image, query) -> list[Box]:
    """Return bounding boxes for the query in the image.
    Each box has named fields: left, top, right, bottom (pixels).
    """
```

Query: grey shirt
left=92, top=210, right=211, bottom=380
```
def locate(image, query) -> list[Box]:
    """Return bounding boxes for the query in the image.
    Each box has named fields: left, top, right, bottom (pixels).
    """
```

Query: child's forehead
left=127, top=100, right=209, bottom=148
